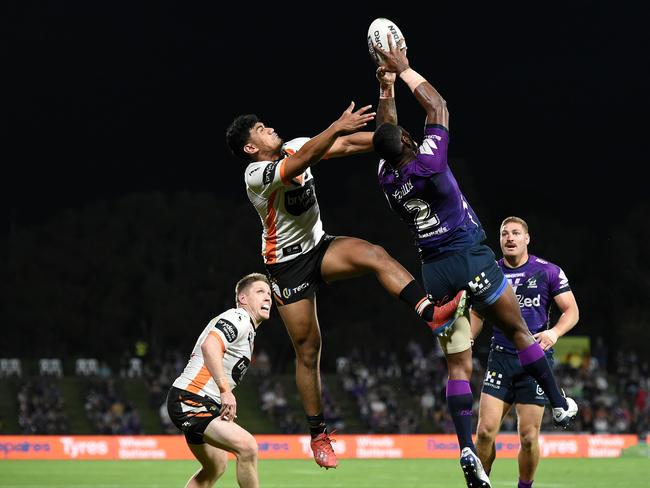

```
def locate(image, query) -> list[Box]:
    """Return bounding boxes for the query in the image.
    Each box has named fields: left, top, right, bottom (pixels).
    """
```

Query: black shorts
left=265, top=234, right=336, bottom=306
left=166, top=386, right=221, bottom=445
left=481, top=347, right=553, bottom=406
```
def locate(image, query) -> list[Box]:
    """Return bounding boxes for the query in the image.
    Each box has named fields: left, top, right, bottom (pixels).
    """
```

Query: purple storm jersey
left=491, top=255, right=571, bottom=353
left=377, top=125, right=486, bottom=261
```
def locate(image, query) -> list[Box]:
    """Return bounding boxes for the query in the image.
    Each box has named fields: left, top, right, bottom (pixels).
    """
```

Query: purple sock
left=517, top=342, right=568, bottom=409
left=518, top=479, right=533, bottom=488
left=446, top=379, right=476, bottom=452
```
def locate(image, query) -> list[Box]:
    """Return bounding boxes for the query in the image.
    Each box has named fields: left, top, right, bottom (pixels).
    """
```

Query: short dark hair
left=373, top=123, right=403, bottom=161
left=235, top=272, right=270, bottom=306
left=226, top=114, right=259, bottom=161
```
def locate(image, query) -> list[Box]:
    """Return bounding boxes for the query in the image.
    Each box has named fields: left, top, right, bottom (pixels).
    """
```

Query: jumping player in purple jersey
left=471, top=216, right=579, bottom=488
left=371, top=36, right=578, bottom=488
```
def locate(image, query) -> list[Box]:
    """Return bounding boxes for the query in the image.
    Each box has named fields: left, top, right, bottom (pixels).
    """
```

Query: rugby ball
left=367, top=18, right=406, bottom=65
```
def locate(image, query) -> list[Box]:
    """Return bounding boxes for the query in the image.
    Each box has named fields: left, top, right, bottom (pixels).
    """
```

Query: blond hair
left=500, top=216, right=529, bottom=234
left=235, top=273, right=270, bottom=306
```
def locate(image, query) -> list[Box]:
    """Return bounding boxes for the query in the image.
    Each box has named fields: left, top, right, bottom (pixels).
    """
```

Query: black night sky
left=4, top=1, right=650, bottom=361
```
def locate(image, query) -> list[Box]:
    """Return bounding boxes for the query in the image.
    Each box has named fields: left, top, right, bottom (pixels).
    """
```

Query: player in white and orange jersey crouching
left=166, top=273, right=272, bottom=488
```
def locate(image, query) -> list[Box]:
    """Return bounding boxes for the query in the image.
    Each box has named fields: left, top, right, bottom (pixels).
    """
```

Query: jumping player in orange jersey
left=167, top=273, right=272, bottom=488
left=226, top=102, right=466, bottom=469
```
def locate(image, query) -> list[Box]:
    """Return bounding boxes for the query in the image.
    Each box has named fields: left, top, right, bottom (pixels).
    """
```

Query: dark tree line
left=2, top=188, right=649, bottom=370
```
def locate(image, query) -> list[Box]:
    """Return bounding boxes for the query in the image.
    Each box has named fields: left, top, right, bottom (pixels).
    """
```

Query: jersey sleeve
left=412, top=125, right=450, bottom=177
left=245, top=137, right=311, bottom=195
left=549, top=264, right=571, bottom=296
left=245, top=159, right=287, bottom=196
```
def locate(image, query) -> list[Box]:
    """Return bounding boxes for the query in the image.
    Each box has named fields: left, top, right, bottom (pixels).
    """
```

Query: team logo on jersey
left=263, top=161, right=279, bottom=185
left=216, top=319, right=238, bottom=343
left=285, top=180, right=316, bottom=216
left=468, top=272, right=491, bottom=295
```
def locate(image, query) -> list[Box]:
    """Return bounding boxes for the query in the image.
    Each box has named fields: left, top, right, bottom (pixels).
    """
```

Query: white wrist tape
left=400, top=68, right=427, bottom=92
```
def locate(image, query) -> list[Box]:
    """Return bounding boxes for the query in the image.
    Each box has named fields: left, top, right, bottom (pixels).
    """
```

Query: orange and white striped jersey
left=172, top=308, right=255, bottom=403
left=245, top=137, right=325, bottom=264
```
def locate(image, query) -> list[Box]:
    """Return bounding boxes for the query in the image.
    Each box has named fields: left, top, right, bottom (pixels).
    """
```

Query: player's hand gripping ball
left=367, top=18, right=406, bottom=65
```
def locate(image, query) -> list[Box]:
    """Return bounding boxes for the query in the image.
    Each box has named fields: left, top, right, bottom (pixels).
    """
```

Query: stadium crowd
left=4, top=340, right=648, bottom=437
left=83, top=376, right=142, bottom=435
left=334, top=339, right=650, bottom=436
left=16, top=378, right=69, bottom=434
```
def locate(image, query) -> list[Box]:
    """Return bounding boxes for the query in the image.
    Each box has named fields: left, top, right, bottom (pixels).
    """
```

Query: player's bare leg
left=186, top=442, right=227, bottom=488
left=445, top=342, right=473, bottom=381
left=276, top=296, right=323, bottom=417
left=479, top=286, right=574, bottom=418
left=476, top=394, right=511, bottom=474
left=200, top=419, right=259, bottom=488
left=276, top=296, right=337, bottom=469
left=321, top=236, right=466, bottom=330
left=515, top=403, right=544, bottom=487
left=320, top=236, right=414, bottom=292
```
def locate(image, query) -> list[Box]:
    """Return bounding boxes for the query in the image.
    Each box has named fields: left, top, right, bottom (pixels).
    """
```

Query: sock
left=307, top=413, right=326, bottom=438
left=518, top=479, right=533, bottom=488
left=446, top=380, right=476, bottom=452
left=518, top=342, right=568, bottom=409
left=399, top=280, right=434, bottom=322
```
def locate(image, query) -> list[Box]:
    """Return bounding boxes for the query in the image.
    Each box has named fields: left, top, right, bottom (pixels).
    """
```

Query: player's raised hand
left=375, top=35, right=410, bottom=75
left=332, top=101, right=376, bottom=135
left=219, top=390, right=237, bottom=422
left=376, top=66, right=396, bottom=86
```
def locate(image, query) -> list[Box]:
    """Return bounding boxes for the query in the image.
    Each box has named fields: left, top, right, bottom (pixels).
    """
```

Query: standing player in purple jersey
left=471, top=216, right=579, bottom=488
left=371, top=37, right=577, bottom=488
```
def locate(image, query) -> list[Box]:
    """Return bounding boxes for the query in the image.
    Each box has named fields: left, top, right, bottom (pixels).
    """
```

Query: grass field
left=1, top=456, right=649, bottom=488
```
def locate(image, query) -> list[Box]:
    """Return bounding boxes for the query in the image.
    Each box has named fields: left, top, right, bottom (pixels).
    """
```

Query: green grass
left=0, top=458, right=649, bottom=487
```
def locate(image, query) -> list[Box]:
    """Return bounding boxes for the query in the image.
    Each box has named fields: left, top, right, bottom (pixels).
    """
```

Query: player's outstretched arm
left=282, top=102, right=375, bottom=180
left=376, top=36, right=448, bottom=129
left=202, top=334, right=237, bottom=421
left=325, top=131, right=374, bottom=158
left=376, top=65, right=397, bottom=126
